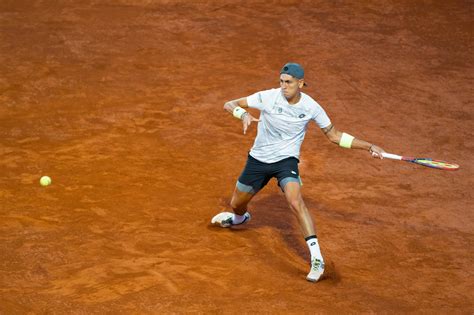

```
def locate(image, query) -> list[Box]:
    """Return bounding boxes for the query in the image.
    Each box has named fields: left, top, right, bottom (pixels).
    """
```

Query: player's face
left=280, top=74, right=304, bottom=99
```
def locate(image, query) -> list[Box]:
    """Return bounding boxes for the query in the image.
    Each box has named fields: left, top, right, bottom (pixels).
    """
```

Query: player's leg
left=211, top=155, right=269, bottom=227
left=274, top=157, right=325, bottom=282
left=230, top=183, right=256, bottom=215
left=211, top=184, right=255, bottom=227
left=273, top=158, right=316, bottom=236
left=281, top=181, right=325, bottom=282
left=281, top=181, right=315, bottom=236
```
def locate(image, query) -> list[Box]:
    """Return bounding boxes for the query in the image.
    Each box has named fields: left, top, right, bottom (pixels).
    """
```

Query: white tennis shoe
left=306, top=257, right=325, bottom=282
left=211, top=211, right=251, bottom=227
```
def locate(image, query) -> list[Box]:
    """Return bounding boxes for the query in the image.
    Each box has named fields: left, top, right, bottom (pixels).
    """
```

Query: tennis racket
left=381, top=152, right=459, bottom=171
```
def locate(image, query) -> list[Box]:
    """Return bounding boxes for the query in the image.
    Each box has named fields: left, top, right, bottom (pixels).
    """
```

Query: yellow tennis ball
left=40, top=176, right=52, bottom=186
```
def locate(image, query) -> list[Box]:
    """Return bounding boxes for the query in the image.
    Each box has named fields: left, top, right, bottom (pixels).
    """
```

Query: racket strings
left=414, top=159, right=459, bottom=169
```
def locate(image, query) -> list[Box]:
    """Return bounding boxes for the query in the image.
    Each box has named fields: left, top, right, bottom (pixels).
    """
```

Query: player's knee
left=288, top=198, right=303, bottom=212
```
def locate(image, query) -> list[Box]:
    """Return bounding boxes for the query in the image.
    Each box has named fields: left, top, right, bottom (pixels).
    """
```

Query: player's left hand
left=242, top=113, right=260, bottom=135
left=369, top=145, right=385, bottom=159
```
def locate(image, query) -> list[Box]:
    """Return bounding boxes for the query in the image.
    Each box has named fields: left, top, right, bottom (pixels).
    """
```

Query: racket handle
left=381, top=152, right=402, bottom=160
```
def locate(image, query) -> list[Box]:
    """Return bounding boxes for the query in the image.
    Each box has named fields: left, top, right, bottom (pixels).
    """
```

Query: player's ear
left=298, top=79, right=305, bottom=88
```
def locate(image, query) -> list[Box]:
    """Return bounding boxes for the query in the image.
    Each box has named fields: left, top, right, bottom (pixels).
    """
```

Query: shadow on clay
left=207, top=187, right=342, bottom=284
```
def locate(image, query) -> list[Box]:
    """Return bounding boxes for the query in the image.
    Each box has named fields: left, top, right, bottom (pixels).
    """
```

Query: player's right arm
left=223, top=98, right=260, bottom=135
left=322, top=123, right=385, bottom=159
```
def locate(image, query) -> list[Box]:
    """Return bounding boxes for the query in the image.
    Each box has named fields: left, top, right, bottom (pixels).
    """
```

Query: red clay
left=0, top=1, right=472, bottom=313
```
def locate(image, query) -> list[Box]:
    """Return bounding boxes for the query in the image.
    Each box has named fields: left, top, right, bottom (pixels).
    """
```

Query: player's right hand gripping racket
left=381, top=152, right=460, bottom=171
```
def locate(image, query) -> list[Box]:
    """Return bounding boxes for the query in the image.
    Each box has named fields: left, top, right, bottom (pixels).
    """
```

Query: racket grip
left=381, top=152, right=402, bottom=160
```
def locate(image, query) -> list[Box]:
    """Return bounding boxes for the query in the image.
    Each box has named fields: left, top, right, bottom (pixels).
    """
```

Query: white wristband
left=339, top=132, right=355, bottom=148
left=233, top=106, right=247, bottom=120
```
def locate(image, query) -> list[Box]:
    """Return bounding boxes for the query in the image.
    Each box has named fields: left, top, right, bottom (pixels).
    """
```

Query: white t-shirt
left=246, top=88, right=331, bottom=163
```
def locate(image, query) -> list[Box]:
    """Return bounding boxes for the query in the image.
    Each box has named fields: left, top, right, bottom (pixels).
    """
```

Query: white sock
left=305, top=236, right=324, bottom=261
left=232, top=213, right=247, bottom=224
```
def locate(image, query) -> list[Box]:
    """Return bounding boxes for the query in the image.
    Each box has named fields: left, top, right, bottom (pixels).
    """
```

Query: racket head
left=403, top=157, right=460, bottom=171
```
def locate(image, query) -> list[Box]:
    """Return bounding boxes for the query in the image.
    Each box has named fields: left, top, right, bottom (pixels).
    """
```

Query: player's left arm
left=322, top=124, right=385, bottom=159
left=223, top=97, right=260, bottom=135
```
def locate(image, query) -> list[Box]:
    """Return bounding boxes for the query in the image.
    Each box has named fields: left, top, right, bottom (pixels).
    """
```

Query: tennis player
left=211, top=63, right=385, bottom=282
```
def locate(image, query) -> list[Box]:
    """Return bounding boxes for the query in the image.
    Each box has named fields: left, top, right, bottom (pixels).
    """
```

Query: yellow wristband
left=233, top=106, right=247, bottom=120
left=339, top=132, right=355, bottom=148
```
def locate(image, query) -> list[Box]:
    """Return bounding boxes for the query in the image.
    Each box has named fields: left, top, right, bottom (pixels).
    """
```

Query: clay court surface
left=1, top=0, right=473, bottom=313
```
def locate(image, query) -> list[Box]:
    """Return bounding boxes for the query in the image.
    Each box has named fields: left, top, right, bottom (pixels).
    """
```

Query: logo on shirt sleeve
left=299, top=114, right=306, bottom=118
